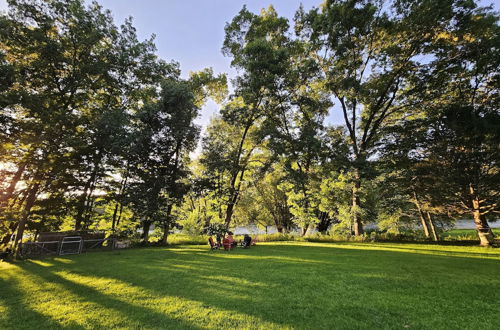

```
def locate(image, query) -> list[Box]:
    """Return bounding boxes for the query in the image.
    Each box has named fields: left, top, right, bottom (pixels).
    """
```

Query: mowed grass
left=1, top=242, right=500, bottom=329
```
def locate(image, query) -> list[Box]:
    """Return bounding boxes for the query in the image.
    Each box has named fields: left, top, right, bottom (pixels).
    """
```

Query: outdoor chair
left=208, top=237, right=219, bottom=251
left=222, top=238, right=233, bottom=251
left=240, top=235, right=252, bottom=248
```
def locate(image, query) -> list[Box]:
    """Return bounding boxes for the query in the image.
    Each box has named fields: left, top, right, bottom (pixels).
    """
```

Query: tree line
left=1, top=0, right=499, bottom=250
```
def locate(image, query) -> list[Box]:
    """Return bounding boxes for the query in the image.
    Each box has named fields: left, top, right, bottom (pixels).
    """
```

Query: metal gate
left=59, top=236, right=83, bottom=255
left=20, top=236, right=116, bottom=258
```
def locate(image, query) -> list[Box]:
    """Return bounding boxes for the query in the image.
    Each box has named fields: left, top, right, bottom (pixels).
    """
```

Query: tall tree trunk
left=203, top=199, right=210, bottom=229
left=224, top=172, right=241, bottom=227
left=160, top=226, right=169, bottom=245
left=426, top=212, right=439, bottom=242
left=14, top=182, right=40, bottom=254
left=224, top=165, right=248, bottom=227
left=141, top=220, right=152, bottom=243
left=224, top=202, right=235, bottom=227
left=113, top=167, right=129, bottom=231
left=82, top=188, right=96, bottom=229
left=418, top=210, right=431, bottom=239
left=74, top=179, right=92, bottom=230
left=352, top=169, right=364, bottom=236
left=75, top=151, right=102, bottom=230
left=413, top=192, right=430, bottom=238
left=470, top=184, right=493, bottom=246
left=301, top=224, right=309, bottom=236
left=160, top=204, right=173, bottom=245
left=223, top=121, right=253, bottom=227
left=111, top=203, right=119, bottom=232
left=116, top=203, right=124, bottom=227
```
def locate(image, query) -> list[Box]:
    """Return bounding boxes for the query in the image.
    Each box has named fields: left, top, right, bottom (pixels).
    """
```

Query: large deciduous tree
left=0, top=0, right=172, bottom=251
left=296, top=0, right=476, bottom=235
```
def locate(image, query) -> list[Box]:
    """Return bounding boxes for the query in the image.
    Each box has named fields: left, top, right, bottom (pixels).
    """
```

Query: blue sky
left=88, top=1, right=328, bottom=129
left=1, top=0, right=499, bottom=130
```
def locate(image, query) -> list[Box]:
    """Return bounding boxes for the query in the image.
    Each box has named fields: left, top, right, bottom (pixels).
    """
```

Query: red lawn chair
left=222, top=238, right=233, bottom=251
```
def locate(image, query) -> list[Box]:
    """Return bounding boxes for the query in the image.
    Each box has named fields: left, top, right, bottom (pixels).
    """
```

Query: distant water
left=231, top=219, right=500, bottom=235
left=233, top=225, right=280, bottom=235
left=454, top=219, right=499, bottom=229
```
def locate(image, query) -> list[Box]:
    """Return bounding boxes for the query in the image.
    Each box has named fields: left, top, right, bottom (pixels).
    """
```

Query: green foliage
left=376, top=210, right=416, bottom=235
left=189, top=68, right=228, bottom=107
left=205, top=223, right=228, bottom=237
left=166, top=234, right=209, bottom=245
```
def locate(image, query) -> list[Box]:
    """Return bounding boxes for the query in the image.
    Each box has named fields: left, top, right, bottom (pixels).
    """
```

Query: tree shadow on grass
left=9, top=261, right=203, bottom=329
left=29, top=247, right=415, bottom=327
left=0, top=276, right=84, bottom=330
left=18, top=251, right=301, bottom=328
left=14, top=243, right=500, bottom=329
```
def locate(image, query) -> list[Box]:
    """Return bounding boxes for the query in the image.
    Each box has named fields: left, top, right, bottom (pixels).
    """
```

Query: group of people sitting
left=209, top=232, right=256, bottom=251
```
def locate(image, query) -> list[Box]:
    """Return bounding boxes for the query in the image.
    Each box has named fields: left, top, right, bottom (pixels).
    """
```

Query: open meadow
left=1, top=242, right=499, bottom=329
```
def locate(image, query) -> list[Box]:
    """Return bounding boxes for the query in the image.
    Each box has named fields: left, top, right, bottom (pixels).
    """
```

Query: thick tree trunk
left=352, top=172, right=364, bottom=236
left=160, top=204, right=173, bottom=245
left=426, top=212, right=439, bottom=242
left=224, top=200, right=236, bottom=227
left=472, top=207, right=493, bottom=246
left=203, top=200, right=210, bottom=229
left=224, top=166, right=247, bottom=227
left=161, top=228, right=169, bottom=245
left=301, top=224, right=309, bottom=236
left=141, top=220, right=152, bottom=243
left=413, top=192, right=430, bottom=238
left=74, top=179, right=92, bottom=230
left=14, top=183, right=40, bottom=254
left=82, top=188, right=97, bottom=229
left=418, top=211, right=431, bottom=238
left=470, top=184, right=493, bottom=246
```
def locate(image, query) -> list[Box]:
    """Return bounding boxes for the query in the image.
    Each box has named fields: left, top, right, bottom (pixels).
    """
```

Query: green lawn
left=1, top=242, right=500, bottom=329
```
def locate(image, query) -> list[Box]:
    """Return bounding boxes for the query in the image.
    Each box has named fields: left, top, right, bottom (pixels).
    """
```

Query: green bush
left=167, top=234, right=209, bottom=245
left=256, top=233, right=298, bottom=242
left=302, top=233, right=367, bottom=243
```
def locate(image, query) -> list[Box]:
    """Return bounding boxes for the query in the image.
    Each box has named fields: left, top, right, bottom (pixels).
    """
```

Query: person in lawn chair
left=223, top=232, right=237, bottom=250
left=241, top=234, right=252, bottom=248
left=208, top=237, right=220, bottom=251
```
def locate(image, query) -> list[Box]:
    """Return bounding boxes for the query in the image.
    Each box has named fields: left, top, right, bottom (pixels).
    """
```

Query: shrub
left=256, top=233, right=298, bottom=242
left=167, top=234, right=208, bottom=245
